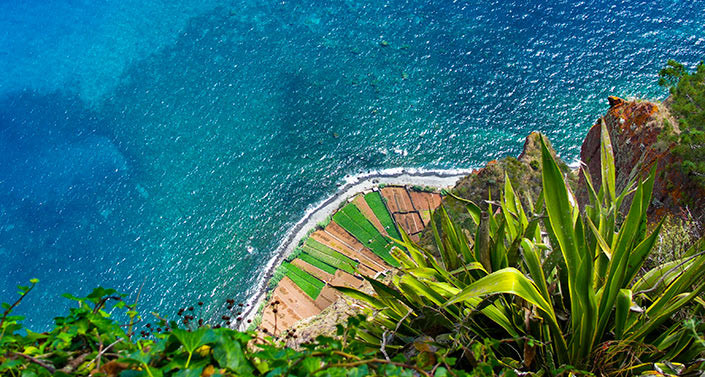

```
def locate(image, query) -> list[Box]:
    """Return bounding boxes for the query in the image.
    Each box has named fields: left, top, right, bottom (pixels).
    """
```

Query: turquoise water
left=1, top=0, right=703, bottom=329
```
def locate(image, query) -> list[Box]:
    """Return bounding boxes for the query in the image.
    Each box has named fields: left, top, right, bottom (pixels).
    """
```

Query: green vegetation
left=284, top=246, right=304, bottom=262
left=299, top=253, right=338, bottom=275
left=316, top=215, right=332, bottom=230
left=337, top=128, right=705, bottom=374
left=2, top=130, right=704, bottom=376
left=411, top=185, right=436, bottom=193
left=363, top=192, right=401, bottom=240
left=1, top=284, right=481, bottom=376
left=333, top=204, right=398, bottom=266
left=282, top=262, right=325, bottom=300
left=267, top=267, right=286, bottom=289
left=659, top=59, right=705, bottom=186
left=5, top=73, right=705, bottom=375
left=302, top=239, right=357, bottom=274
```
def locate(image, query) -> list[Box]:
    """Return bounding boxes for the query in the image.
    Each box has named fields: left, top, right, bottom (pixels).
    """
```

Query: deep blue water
left=1, top=0, right=703, bottom=329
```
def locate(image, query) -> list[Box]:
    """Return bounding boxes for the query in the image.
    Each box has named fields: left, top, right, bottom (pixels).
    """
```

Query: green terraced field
left=363, top=192, right=401, bottom=240
left=333, top=205, right=399, bottom=267
left=302, top=239, right=357, bottom=274
left=282, top=262, right=325, bottom=300
left=339, top=205, right=383, bottom=240
left=299, top=253, right=338, bottom=275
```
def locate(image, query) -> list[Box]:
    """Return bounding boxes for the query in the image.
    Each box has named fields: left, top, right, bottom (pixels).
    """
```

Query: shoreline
left=237, top=167, right=476, bottom=328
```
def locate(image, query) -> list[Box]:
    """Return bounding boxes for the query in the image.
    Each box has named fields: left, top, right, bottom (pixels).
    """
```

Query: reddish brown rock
left=577, top=96, right=704, bottom=223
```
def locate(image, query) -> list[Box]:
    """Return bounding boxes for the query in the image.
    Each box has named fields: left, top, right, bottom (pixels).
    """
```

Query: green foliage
left=284, top=246, right=303, bottom=262
left=268, top=267, right=286, bottom=289
left=646, top=214, right=699, bottom=272
left=659, top=59, right=705, bottom=187
left=337, top=130, right=705, bottom=374
left=2, top=284, right=481, bottom=376
left=316, top=215, right=332, bottom=230
left=411, top=185, right=436, bottom=193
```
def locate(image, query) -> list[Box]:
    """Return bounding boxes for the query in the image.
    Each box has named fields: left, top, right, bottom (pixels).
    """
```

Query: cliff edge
left=578, top=96, right=705, bottom=225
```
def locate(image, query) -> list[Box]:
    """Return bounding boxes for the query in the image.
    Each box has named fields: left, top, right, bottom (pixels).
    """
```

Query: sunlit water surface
left=0, top=0, right=703, bottom=328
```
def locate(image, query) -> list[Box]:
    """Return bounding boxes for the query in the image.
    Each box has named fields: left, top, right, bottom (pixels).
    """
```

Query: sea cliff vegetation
left=2, top=65, right=705, bottom=376
left=658, top=60, right=705, bottom=188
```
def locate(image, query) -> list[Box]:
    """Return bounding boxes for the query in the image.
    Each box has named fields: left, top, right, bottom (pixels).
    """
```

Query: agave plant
left=336, top=127, right=705, bottom=374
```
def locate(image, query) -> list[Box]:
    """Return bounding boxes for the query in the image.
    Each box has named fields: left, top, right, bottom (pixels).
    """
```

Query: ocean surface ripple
left=0, top=0, right=703, bottom=328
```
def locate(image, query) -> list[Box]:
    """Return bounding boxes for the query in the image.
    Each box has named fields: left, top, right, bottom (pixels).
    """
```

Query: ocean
left=0, top=0, right=703, bottom=329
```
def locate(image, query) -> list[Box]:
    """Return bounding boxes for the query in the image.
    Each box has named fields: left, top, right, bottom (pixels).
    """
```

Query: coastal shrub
left=0, top=283, right=480, bottom=376
left=284, top=246, right=304, bottom=262
left=645, top=214, right=699, bottom=273
left=411, top=185, right=436, bottom=193
left=268, top=267, right=286, bottom=289
left=659, top=59, right=705, bottom=187
left=316, top=215, right=332, bottom=230
left=336, top=128, right=705, bottom=374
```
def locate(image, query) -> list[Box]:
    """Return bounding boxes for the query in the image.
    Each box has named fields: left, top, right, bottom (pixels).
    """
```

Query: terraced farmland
left=259, top=186, right=444, bottom=335
left=301, top=239, right=358, bottom=274
left=333, top=205, right=397, bottom=266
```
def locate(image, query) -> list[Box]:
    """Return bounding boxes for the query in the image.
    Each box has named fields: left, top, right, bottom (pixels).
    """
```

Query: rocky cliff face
left=277, top=97, right=705, bottom=337
left=416, top=132, right=574, bottom=248
left=578, top=96, right=704, bottom=225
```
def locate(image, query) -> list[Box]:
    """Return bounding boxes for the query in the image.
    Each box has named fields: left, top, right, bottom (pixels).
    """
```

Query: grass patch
left=285, top=247, right=304, bottom=262
left=363, top=192, right=401, bottom=240
left=282, top=262, right=325, bottom=300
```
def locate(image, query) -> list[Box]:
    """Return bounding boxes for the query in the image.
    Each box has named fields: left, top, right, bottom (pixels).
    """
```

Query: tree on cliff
left=659, top=59, right=705, bottom=185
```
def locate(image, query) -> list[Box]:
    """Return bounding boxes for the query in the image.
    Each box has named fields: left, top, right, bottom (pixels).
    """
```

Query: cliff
left=269, top=96, right=705, bottom=340
left=452, top=131, right=573, bottom=207
left=577, top=96, right=705, bottom=225
left=418, top=132, right=574, bottom=248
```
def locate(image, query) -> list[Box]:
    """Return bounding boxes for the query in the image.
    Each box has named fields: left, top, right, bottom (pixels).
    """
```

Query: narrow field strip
left=299, top=253, right=338, bottom=275
left=302, top=243, right=357, bottom=274
left=282, top=262, right=325, bottom=300
left=363, top=192, right=401, bottom=240
left=305, top=239, right=359, bottom=267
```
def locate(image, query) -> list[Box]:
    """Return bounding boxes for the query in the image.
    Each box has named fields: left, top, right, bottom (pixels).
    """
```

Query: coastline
left=237, top=167, right=476, bottom=329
